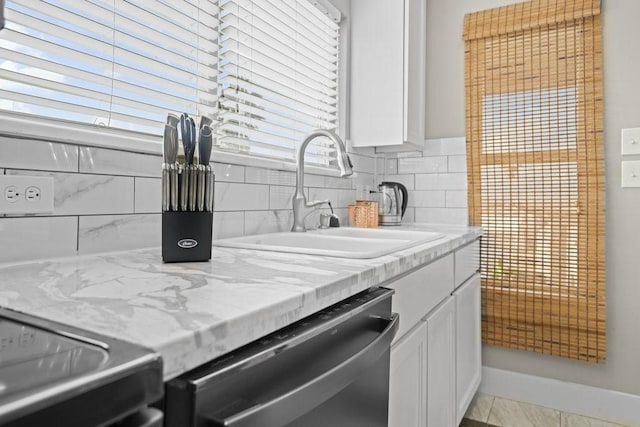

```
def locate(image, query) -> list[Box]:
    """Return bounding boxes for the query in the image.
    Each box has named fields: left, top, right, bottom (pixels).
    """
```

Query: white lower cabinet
left=387, top=239, right=481, bottom=427
left=426, top=297, right=456, bottom=427
left=454, top=274, right=482, bottom=425
left=389, top=321, right=427, bottom=427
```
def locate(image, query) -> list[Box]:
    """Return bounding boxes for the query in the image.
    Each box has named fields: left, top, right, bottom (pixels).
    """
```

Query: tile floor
left=462, top=393, right=630, bottom=427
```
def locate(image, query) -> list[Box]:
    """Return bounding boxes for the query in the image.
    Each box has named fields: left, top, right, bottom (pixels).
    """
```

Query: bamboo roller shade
left=464, top=0, right=605, bottom=362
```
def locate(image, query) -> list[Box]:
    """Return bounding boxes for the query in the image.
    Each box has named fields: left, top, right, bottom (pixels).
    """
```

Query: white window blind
left=0, top=0, right=218, bottom=135
left=217, top=0, right=341, bottom=166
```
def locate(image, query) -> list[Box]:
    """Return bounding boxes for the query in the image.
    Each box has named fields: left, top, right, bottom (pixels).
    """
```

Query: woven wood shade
left=464, top=0, right=605, bottom=361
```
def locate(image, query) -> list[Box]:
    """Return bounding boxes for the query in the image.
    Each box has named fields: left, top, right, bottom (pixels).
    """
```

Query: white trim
left=308, top=0, right=341, bottom=23
left=480, top=366, right=640, bottom=425
left=0, top=111, right=349, bottom=177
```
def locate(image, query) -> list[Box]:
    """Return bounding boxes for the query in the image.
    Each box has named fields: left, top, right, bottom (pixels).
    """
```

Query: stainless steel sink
left=214, top=228, right=444, bottom=259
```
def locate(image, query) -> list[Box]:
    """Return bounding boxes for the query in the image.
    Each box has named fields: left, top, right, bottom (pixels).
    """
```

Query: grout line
left=76, top=216, right=80, bottom=252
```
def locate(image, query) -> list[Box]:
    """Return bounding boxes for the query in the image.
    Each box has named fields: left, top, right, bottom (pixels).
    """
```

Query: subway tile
left=0, top=137, right=78, bottom=172
left=381, top=174, right=415, bottom=190
left=488, top=397, right=560, bottom=427
left=270, top=185, right=294, bottom=210
left=304, top=173, right=325, bottom=188
left=7, top=170, right=134, bottom=215
left=446, top=190, right=469, bottom=208
left=448, top=155, right=468, bottom=173
left=135, top=177, right=161, bottom=213
left=213, top=211, right=244, bottom=240
left=414, top=207, right=468, bottom=225
left=402, top=207, right=415, bottom=223
left=376, top=157, right=385, bottom=175
left=79, top=147, right=161, bottom=177
left=396, top=151, right=423, bottom=158
left=422, top=137, right=467, bottom=156
left=78, top=214, right=161, bottom=254
left=348, top=153, right=376, bottom=173
left=351, top=172, right=376, bottom=191
left=245, top=167, right=295, bottom=186
left=324, top=175, right=353, bottom=189
left=212, top=162, right=245, bottom=183
left=408, top=190, right=446, bottom=208
left=244, top=210, right=292, bottom=235
left=0, top=216, right=77, bottom=262
left=415, top=173, right=467, bottom=190
left=385, top=158, right=398, bottom=175
left=214, top=182, right=269, bottom=211
left=308, top=188, right=356, bottom=209
left=398, top=156, right=448, bottom=174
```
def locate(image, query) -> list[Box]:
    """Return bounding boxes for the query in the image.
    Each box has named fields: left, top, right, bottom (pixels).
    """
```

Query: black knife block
left=162, top=211, right=212, bottom=262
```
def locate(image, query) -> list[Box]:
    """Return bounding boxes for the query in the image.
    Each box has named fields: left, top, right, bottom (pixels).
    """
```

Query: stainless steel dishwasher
left=164, top=287, right=398, bottom=427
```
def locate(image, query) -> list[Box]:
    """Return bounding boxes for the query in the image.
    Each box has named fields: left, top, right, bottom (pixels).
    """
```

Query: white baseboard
left=479, top=367, right=640, bottom=426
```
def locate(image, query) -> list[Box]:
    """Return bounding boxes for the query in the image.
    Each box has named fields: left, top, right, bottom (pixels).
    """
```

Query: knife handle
left=162, top=164, right=170, bottom=212
left=170, top=164, right=178, bottom=211
left=188, top=164, right=198, bottom=212
left=180, top=165, right=189, bottom=211
left=205, top=166, right=215, bottom=212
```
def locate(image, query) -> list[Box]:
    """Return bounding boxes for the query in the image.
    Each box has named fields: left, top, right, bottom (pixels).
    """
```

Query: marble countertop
left=0, top=224, right=481, bottom=380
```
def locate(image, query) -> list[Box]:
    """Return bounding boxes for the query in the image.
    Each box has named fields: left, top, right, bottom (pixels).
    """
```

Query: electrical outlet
left=0, top=175, right=54, bottom=214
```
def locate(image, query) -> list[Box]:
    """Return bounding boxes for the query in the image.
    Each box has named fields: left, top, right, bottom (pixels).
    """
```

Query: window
left=0, top=0, right=342, bottom=167
left=464, top=0, right=605, bottom=362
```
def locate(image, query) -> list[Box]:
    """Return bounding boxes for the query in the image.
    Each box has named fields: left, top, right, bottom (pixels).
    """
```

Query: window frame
left=0, top=0, right=350, bottom=176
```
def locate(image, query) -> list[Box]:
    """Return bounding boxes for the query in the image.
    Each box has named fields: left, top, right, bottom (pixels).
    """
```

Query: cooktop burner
left=0, top=317, right=108, bottom=398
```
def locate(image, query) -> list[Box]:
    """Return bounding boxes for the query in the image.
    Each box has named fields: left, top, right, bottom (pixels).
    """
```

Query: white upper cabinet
left=350, top=0, right=426, bottom=150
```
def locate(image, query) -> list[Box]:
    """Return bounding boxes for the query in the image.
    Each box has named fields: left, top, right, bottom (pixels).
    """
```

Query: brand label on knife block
left=162, top=212, right=213, bottom=262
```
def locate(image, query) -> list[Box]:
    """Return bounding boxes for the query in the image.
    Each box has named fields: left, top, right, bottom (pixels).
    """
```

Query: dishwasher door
left=165, top=287, right=398, bottom=427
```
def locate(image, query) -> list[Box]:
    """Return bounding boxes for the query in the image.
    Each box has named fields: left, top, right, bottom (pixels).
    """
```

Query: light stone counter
left=0, top=224, right=481, bottom=380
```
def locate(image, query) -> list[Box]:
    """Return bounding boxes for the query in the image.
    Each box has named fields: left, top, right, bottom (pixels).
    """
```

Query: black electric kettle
left=377, top=181, right=408, bottom=225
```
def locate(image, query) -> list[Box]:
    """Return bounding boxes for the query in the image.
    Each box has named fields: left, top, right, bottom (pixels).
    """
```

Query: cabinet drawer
left=454, top=240, right=480, bottom=288
left=387, top=254, right=454, bottom=344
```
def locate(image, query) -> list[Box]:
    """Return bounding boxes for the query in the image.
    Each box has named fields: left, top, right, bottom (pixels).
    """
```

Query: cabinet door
left=455, top=274, right=482, bottom=425
left=403, top=0, right=427, bottom=144
left=426, top=297, right=456, bottom=427
left=389, top=321, right=427, bottom=427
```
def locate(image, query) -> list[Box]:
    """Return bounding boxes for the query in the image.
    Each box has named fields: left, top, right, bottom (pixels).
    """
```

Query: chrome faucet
left=292, top=129, right=353, bottom=232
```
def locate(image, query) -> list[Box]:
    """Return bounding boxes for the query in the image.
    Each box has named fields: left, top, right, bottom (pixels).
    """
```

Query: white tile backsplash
left=415, top=173, right=467, bottom=191
left=307, top=188, right=356, bottom=208
left=304, top=173, right=325, bottom=188
left=398, top=156, right=448, bottom=174
left=408, top=190, right=446, bottom=208
left=0, top=216, right=77, bottom=262
left=415, top=207, right=468, bottom=225
left=384, top=158, right=398, bottom=175
left=213, top=211, right=244, bottom=240
left=245, top=167, right=295, bottom=186
left=269, top=185, right=295, bottom=210
left=349, top=153, right=377, bottom=173
left=446, top=190, right=468, bottom=208
left=212, top=162, right=245, bottom=183
left=78, top=214, right=160, bottom=254
left=244, top=210, right=292, bottom=235
left=0, top=138, right=78, bottom=172
left=214, top=182, right=270, bottom=211
left=135, top=177, right=161, bottom=213
left=6, top=170, right=134, bottom=215
left=79, top=147, right=161, bottom=177
left=448, top=155, right=467, bottom=173
left=422, top=137, right=467, bottom=156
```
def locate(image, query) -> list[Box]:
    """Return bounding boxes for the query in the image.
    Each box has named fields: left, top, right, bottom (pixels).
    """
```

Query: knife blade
left=179, top=113, right=191, bottom=211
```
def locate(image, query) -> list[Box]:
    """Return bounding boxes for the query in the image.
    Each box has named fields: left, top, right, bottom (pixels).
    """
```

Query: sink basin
left=213, top=228, right=445, bottom=259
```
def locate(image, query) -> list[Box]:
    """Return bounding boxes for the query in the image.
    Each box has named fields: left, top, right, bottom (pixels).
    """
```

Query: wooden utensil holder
left=348, top=200, right=379, bottom=228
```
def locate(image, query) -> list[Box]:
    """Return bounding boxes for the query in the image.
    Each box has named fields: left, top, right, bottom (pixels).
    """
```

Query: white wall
left=425, top=0, right=640, bottom=396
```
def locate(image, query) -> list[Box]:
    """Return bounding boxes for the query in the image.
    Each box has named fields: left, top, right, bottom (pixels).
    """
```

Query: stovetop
left=0, top=316, right=108, bottom=399
left=0, top=308, right=163, bottom=427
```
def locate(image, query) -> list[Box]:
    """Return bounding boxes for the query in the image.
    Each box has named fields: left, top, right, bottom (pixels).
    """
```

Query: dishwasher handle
left=201, top=313, right=399, bottom=427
